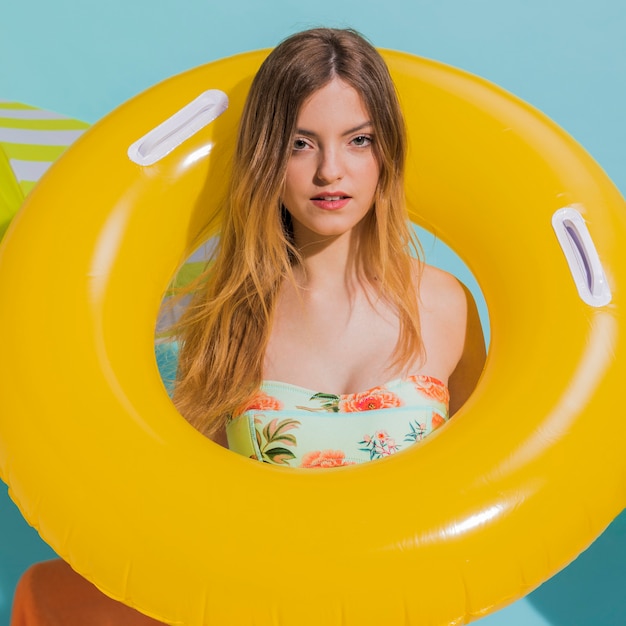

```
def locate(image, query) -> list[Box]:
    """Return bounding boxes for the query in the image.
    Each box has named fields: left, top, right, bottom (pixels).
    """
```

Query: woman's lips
left=310, top=193, right=351, bottom=210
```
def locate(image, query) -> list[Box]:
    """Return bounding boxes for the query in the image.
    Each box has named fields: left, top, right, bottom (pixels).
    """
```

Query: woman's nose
left=315, top=148, right=343, bottom=184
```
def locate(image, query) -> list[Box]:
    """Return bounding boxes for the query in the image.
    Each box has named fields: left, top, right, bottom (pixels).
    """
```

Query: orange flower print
left=244, top=390, right=283, bottom=412
left=408, top=375, right=450, bottom=406
left=300, top=450, right=356, bottom=468
left=431, top=412, right=446, bottom=430
left=339, top=387, right=403, bottom=412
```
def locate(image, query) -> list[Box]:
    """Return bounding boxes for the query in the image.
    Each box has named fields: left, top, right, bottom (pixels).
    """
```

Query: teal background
left=1, top=0, right=625, bottom=624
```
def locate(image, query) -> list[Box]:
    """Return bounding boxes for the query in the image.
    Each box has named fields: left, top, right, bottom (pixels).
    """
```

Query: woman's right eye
left=292, top=138, right=310, bottom=151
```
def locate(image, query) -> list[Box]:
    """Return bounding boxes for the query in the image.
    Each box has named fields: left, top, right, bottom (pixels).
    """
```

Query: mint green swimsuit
left=226, top=375, right=449, bottom=467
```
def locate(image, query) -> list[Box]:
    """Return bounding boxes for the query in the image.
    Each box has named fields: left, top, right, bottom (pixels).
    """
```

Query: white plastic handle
left=552, top=206, right=611, bottom=307
left=127, top=89, right=228, bottom=166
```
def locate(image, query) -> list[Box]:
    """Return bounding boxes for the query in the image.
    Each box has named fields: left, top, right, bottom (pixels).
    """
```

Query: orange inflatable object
left=1, top=49, right=626, bottom=625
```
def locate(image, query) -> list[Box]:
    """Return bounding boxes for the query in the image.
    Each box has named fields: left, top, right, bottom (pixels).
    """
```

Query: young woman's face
left=282, top=78, right=380, bottom=245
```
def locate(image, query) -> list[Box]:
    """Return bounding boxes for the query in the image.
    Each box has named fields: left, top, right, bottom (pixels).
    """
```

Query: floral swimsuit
left=226, top=375, right=450, bottom=468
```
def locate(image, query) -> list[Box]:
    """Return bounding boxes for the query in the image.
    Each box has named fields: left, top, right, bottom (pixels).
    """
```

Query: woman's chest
left=227, top=376, right=450, bottom=467
left=264, top=292, right=406, bottom=393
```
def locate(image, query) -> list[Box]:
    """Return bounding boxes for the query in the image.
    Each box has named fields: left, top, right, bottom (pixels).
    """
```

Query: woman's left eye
left=351, top=135, right=373, bottom=147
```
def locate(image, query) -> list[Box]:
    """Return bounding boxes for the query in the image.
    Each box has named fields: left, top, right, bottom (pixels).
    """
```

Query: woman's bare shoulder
left=412, top=259, right=487, bottom=414
left=414, top=260, right=467, bottom=322
left=409, top=260, right=467, bottom=376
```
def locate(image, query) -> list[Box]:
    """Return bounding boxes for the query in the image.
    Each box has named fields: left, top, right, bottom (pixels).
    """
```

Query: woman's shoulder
left=409, top=261, right=472, bottom=393
left=413, top=260, right=467, bottom=322
left=411, top=260, right=487, bottom=414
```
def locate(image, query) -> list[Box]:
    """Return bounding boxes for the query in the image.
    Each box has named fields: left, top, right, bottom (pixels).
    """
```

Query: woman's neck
left=293, top=227, right=370, bottom=292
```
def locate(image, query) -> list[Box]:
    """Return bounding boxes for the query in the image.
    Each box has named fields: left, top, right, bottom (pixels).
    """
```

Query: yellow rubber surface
left=1, top=49, right=625, bottom=625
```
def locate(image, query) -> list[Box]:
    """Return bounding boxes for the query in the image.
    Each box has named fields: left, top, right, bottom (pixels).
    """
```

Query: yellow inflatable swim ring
left=1, top=49, right=626, bottom=625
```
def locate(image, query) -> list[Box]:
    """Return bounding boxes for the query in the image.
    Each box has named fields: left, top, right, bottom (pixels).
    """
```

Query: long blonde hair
left=173, top=28, right=422, bottom=436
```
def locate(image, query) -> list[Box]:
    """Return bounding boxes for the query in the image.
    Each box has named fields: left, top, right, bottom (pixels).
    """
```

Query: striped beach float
left=0, top=100, right=89, bottom=240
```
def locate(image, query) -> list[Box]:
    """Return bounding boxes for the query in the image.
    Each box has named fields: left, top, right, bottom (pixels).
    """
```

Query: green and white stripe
left=0, top=100, right=89, bottom=195
left=0, top=100, right=89, bottom=240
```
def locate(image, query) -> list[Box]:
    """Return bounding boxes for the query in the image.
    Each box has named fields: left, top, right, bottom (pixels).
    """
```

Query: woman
left=11, top=27, right=486, bottom=626
left=172, top=27, right=486, bottom=466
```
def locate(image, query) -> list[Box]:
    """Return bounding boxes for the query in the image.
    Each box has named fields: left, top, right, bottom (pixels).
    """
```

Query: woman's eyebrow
left=295, top=121, right=373, bottom=138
